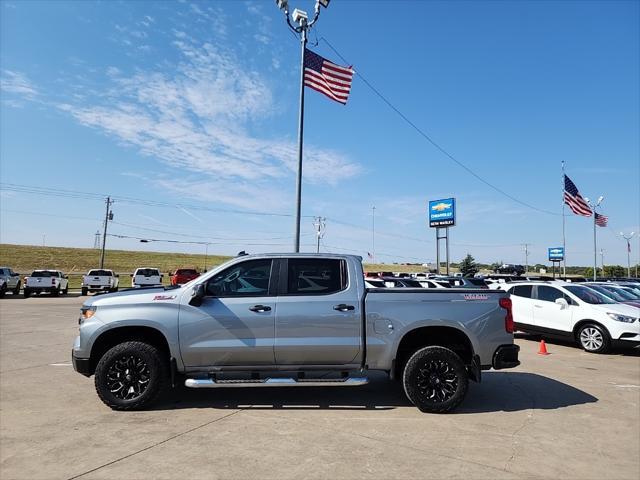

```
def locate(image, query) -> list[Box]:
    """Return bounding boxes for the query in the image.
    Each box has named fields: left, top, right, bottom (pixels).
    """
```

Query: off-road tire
left=0, top=285, right=6, bottom=298
left=81, top=287, right=88, bottom=296
left=94, top=341, right=168, bottom=411
left=23, top=288, right=31, bottom=298
left=577, top=323, right=611, bottom=354
left=402, top=346, right=469, bottom=413
left=13, top=281, right=21, bottom=295
left=51, top=287, right=60, bottom=297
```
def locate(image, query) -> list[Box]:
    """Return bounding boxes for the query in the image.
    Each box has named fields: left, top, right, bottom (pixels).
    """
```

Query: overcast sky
left=1, top=0, right=638, bottom=267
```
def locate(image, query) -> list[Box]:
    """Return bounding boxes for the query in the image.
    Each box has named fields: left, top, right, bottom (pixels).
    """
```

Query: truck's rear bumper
left=492, top=344, right=520, bottom=370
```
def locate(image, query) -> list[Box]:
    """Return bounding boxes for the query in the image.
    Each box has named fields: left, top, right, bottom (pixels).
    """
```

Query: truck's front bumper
left=72, top=350, right=91, bottom=377
left=492, top=344, right=520, bottom=370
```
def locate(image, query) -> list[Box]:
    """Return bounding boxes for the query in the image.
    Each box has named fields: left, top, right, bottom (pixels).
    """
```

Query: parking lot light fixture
left=275, top=0, right=327, bottom=252
left=620, top=232, right=636, bottom=277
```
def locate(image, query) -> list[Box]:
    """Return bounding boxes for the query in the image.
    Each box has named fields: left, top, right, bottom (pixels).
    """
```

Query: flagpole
left=293, top=25, right=307, bottom=253
left=561, top=161, right=566, bottom=277
left=593, top=209, right=597, bottom=281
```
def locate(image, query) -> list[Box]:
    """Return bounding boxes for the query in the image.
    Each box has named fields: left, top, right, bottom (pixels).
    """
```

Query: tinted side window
left=511, top=285, right=533, bottom=298
left=206, top=260, right=272, bottom=297
left=287, top=259, right=345, bottom=295
left=537, top=286, right=563, bottom=302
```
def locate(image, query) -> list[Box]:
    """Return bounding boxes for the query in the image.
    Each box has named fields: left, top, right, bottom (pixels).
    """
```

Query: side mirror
left=116, top=274, right=119, bottom=278
left=189, top=284, right=206, bottom=307
left=130, top=274, right=134, bottom=277
left=555, top=297, right=568, bottom=309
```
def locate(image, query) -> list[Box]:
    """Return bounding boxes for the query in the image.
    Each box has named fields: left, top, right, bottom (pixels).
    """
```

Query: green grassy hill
left=0, top=243, right=434, bottom=276
left=0, top=243, right=231, bottom=275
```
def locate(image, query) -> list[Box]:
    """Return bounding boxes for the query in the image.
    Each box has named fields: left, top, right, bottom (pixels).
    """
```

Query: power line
left=319, top=36, right=561, bottom=217
left=0, top=183, right=315, bottom=219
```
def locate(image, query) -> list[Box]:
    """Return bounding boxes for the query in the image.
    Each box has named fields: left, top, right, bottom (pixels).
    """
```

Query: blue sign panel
left=429, top=198, right=456, bottom=228
left=548, top=247, right=564, bottom=261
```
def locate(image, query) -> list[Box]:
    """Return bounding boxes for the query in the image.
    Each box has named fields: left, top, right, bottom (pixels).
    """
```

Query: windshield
left=176, top=269, right=198, bottom=275
left=31, top=271, right=55, bottom=277
left=136, top=269, right=160, bottom=277
left=88, top=270, right=112, bottom=276
left=588, top=285, right=626, bottom=302
left=565, top=285, right=617, bottom=304
left=602, top=286, right=639, bottom=301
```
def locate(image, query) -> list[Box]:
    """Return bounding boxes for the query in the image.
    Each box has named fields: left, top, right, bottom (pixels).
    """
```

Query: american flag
left=563, top=175, right=592, bottom=217
left=303, top=49, right=354, bottom=105
left=595, top=213, right=608, bottom=227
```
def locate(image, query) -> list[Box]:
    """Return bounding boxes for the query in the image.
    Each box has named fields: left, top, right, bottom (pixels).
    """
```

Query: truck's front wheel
left=402, top=346, right=468, bottom=413
left=94, top=341, right=168, bottom=411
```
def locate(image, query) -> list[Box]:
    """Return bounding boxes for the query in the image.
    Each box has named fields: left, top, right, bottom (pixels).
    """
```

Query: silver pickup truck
left=72, top=254, right=519, bottom=413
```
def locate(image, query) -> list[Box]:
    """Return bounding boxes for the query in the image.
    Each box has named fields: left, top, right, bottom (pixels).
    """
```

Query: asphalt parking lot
left=1, top=295, right=639, bottom=480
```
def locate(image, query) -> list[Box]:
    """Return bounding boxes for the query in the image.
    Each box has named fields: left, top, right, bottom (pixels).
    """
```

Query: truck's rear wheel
left=23, top=288, right=31, bottom=298
left=94, top=341, right=168, bottom=411
left=81, top=287, right=88, bottom=296
left=51, top=287, right=59, bottom=296
left=402, top=346, right=468, bottom=413
left=13, top=282, right=21, bottom=295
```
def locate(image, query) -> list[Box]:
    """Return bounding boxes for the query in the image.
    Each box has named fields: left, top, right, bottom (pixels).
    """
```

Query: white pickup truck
left=131, top=268, right=163, bottom=288
left=0, top=267, right=21, bottom=297
left=23, top=270, right=69, bottom=297
left=81, top=269, right=119, bottom=295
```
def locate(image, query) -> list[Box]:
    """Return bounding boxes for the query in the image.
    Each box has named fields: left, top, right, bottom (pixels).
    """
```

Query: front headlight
left=607, top=312, right=637, bottom=324
left=79, top=305, right=97, bottom=325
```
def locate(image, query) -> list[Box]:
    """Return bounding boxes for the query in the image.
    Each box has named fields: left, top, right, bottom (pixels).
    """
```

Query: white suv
left=502, top=281, right=639, bottom=353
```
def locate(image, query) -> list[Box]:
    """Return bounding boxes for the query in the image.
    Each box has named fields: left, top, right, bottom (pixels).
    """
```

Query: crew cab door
left=274, top=258, right=361, bottom=365
left=178, top=259, right=277, bottom=367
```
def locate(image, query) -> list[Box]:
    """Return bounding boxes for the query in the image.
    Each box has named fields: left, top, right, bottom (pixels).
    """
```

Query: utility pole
left=371, top=206, right=376, bottom=264
left=313, top=216, right=326, bottom=253
left=522, top=243, right=530, bottom=274
left=93, top=230, right=101, bottom=249
left=600, top=248, right=605, bottom=276
left=276, top=0, right=331, bottom=252
left=620, top=232, right=635, bottom=278
left=100, top=197, right=113, bottom=269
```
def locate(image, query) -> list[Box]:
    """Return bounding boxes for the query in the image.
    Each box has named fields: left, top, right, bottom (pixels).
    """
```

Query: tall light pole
left=620, top=232, right=635, bottom=278
left=371, top=206, right=376, bottom=264
left=314, top=216, right=326, bottom=253
left=276, top=0, right=331, bottom=252
left=522, top=243, right=530, bottom=274
left=585, top=195, right=604, bottom=281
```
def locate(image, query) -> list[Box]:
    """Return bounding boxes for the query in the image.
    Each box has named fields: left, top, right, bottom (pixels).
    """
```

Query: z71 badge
left=462, top=293, right=489, bottom=300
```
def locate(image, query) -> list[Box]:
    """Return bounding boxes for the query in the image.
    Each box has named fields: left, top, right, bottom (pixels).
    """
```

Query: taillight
left=51, top=278, right=56, bottom=285
left=499, top=297, right=514, bottom=333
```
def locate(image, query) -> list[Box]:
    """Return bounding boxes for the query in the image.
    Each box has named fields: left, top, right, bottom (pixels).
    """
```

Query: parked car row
left=0, top=265, right=202, bottom=297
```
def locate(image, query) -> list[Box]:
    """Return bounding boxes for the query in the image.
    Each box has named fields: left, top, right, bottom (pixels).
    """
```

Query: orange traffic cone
left=538, top=339, right=550, bottom=355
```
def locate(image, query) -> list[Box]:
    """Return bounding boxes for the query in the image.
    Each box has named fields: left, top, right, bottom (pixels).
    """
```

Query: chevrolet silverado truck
left=81, top=269, right=119, bottom=295
left=72, top=254, right=520, bottom=413
left=0, top=267, right=21, bottom=297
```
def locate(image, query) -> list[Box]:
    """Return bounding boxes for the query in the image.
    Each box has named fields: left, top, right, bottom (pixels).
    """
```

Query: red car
left=170, top=268, right=200, bottom=285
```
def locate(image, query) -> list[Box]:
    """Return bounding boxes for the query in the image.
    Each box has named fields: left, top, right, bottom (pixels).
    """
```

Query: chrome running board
left=184, top=377, right=369, bottom=388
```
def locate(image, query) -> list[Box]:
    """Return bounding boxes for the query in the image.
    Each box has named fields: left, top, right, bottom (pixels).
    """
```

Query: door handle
left=534, top=304, right=543, bottom=308
left=333, top=304, right=355, bottom=312
left=249, top=305, right=271, bottom=312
